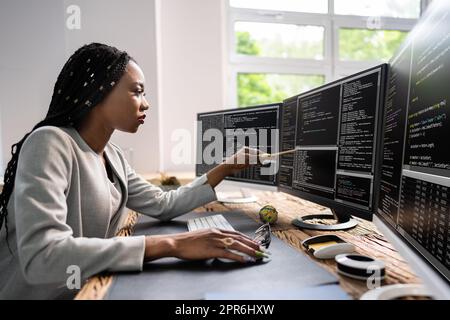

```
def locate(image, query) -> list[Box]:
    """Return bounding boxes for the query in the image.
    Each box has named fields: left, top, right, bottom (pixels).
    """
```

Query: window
left=334, top=0, right=421, bottom=19
left=235, top=22, right=324, bottom=60
left=339, top=29, right=408, bottom=61
left=238, top=73, right=324, bottom=107
left=230, top=0, right=328, bottom=14
left=228, top=0, right=426, bottom=107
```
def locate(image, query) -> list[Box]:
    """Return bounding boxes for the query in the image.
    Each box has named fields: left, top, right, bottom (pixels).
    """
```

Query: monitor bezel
left=196, top=102, right=283, bottom=187
left=277, top=64, right=389, bottom=221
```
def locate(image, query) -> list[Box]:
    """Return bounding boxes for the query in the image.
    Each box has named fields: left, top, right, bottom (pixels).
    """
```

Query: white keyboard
left=187, top=214, right=235, bottom=232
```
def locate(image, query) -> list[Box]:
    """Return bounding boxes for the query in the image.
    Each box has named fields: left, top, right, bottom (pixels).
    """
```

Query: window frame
left=226, top=0, right=425, bottom=107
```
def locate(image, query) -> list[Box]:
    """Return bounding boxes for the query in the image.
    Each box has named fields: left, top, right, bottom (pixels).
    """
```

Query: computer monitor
left=374, top=0, right=450, bottom=299
left=278, top=64, right=388, bottom=230
left=196, top=103, right=281, bottom=201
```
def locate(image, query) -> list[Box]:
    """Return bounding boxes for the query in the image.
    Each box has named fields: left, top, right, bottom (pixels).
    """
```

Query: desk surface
left=107, top=210, right=344, bottom=299
left=75, top=189, right=423, bottom=300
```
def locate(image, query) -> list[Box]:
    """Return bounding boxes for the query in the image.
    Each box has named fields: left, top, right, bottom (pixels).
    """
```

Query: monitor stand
left=292, top=208, right=358, bottom=231
left=216, top=187, right=258, bottom=204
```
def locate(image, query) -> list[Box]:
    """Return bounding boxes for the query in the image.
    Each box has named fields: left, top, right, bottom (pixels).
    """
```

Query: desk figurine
left=159, top=172, right=181, bottom=191
left=259, top=205, right=278, bottom=225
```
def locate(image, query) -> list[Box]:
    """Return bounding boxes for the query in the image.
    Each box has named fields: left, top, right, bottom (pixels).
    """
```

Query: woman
left=0, top=43, right=262, bottom=299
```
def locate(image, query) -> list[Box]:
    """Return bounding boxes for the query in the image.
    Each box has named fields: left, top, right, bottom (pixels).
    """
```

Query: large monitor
left=278, top=64, right=388, bottom=230
left=196, top=103, right=281, bottom=200
left=374, top=0, right=450, bottom=299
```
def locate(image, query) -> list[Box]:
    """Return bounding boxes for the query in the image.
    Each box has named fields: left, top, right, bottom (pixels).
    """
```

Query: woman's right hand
left=144, top=228, right=262, bottom=263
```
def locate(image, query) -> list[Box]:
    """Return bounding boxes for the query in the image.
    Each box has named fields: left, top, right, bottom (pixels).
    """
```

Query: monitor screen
left=196, top=103, right=281, bottom=186
left=376, top=0, right=450, bottom=284
left=278, top=64, right=388, bottom=221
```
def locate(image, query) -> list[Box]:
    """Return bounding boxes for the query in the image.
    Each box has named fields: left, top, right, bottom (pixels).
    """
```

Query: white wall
left=157, top=0, right=226, bottom=172
left=0, top=0, right=226, bottom=175
left=0, top=0, right=67, bottom=174
left=0, top=0, right=160, bottom=174
left=0, top=106, right=3, bottom=178
left=64, top=0, right=160, bottom=173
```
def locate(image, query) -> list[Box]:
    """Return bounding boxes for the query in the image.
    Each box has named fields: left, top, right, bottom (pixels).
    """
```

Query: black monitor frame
left=278, top=64, right=389, bottom=225
left=196, top=102, right=282, bottom=187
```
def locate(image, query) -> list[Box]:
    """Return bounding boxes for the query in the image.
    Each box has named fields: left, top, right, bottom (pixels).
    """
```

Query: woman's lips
left=138, top=114, right=146, bottom=124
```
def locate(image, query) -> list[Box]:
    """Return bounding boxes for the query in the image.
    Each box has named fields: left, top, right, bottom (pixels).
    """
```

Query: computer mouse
left=313, top=243, right=355, bottom=259
left=216, top=250, right=267, bottom=263
left=216, top=257, right=240, bottom=263
left=216, top=250, right=252, bottom=263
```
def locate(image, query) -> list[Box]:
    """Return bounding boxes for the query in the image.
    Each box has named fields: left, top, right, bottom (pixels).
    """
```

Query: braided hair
left=0, top=43, right=133, bottom=240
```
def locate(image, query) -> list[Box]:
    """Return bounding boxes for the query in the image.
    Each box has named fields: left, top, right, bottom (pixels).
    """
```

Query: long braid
left=0, top=43, right=132, bottom=242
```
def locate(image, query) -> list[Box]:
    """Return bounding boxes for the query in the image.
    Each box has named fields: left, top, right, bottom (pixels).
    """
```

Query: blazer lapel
left=104, top=144, right=127, bottom=209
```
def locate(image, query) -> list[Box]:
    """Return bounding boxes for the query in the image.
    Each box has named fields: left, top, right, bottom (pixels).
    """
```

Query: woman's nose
left=141, top=97, right=150, bottom=111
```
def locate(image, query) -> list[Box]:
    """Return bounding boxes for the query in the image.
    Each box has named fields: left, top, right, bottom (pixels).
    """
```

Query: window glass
left=334, top=0, right=420, bottom=18
left=238, top=73, right=325, bottom=107
left=230, top=0, right=328, bottom=14
left=339, top=28, right=408, bottom=61
left=236, top=22, right=324, bottom=60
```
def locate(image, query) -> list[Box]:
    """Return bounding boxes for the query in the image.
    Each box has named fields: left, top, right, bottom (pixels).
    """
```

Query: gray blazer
left=0, top=126, right=217, bottom=299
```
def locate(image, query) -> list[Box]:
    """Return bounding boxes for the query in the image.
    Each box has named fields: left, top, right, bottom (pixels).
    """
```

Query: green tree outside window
left=339, top=29, right=408, bottom=61
left=236, top=31, right=324, bottom=107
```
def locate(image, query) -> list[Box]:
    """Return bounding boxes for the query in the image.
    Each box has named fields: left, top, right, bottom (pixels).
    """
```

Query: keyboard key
left=187, top=214, right=235, bottom=232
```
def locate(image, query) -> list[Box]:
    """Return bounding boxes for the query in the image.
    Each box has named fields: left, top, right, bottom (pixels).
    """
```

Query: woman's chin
left=117, top=125, right=140, bottom=134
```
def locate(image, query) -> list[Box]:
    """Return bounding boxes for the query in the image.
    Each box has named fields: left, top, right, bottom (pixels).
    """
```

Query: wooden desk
left=75, top=189, right=423, bottom=300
